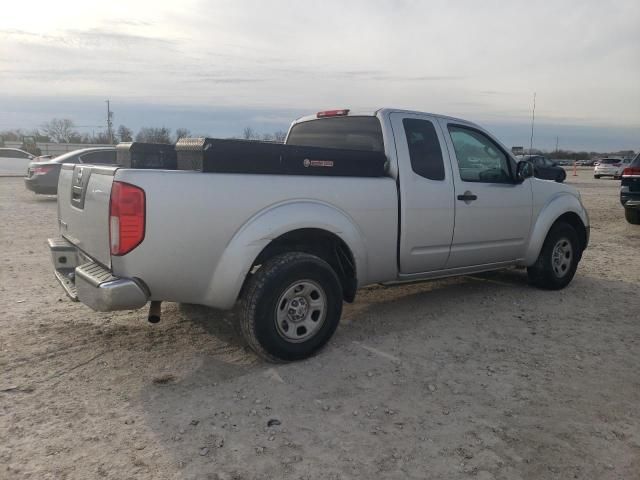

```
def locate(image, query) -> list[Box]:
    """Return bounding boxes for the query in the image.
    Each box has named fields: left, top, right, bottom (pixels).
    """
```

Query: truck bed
left=57, top=165, right=399, bottom=308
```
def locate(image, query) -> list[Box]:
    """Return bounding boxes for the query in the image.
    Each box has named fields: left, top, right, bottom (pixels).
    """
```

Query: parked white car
left=0, top=147, right=36, bottom=176
left=594, top=158, right=632, bottom=179
left=49, top=108, right=590, bottom=362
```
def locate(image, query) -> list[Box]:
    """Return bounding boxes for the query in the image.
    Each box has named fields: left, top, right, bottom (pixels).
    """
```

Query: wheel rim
left=275, top=280, right=327, bottom=343
left=551, top=238, right=573, bottom=278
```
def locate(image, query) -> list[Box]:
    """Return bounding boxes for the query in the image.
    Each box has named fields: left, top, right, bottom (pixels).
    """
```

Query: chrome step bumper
left=48, top=237, right=149, bottom=311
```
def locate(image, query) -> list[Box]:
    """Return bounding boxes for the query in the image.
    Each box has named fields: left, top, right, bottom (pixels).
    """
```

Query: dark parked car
left=24, top=147, right=116, bottom=194
left=620, top=153, right=640, bottom=224
left=518, top=155, right=566, bottom=182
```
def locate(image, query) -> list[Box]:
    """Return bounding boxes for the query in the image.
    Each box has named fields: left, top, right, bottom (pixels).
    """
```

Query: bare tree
left=242, top=126, right=259, bottom=140
left=175, top=128, right=191, bottom=141
left=117, top=125, right=133, bottom=142
left=135, top=127, right=172, bottom=144
left=41, top=118, right=78, bottom=143
left=273, top=130, right=287, bottom=143
left=262, top=133, right=274, bottom=141
left=89, top=131, right=112, bottom=144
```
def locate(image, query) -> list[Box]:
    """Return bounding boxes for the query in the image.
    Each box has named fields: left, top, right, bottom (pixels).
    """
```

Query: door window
left=448, top=126, right=512, bottom=183
left=402, top=118, right=445, bottom=180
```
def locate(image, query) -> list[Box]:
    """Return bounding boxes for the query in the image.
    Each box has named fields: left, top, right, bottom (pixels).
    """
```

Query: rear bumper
left=622, top=199, right=640, bottom=210
left=48, top=237, right=149, bottom=311
left=24, top=175, right=58, bottom=194
left=620, top=188, right=640, bottom=208
left=594, top=169, right=621, bottom=177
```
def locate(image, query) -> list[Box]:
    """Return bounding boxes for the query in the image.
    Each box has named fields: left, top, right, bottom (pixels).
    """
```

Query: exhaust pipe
left=148, top=301, right=162, bottom=324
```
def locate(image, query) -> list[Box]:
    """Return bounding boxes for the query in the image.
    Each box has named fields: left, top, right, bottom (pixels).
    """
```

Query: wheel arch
left=203, top=201, right=366, bottom=309
left=523, top=194, right=589, bottom=266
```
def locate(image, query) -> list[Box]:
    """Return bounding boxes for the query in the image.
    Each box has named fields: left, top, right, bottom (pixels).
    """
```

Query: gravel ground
left=1, top=170, right=639, bottom=480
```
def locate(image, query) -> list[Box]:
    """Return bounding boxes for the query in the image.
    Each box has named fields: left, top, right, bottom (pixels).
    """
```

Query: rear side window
left=286, top=117, right=384, bottom=152
left=80, top=151, right=116, bottom=165
left=402, top=118, right=445, bottom=180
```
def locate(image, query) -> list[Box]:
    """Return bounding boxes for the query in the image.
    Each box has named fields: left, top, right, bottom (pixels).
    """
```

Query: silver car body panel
left=54, top=107, right=590, bottom=312
left=111, top=169, right=398, bottom=309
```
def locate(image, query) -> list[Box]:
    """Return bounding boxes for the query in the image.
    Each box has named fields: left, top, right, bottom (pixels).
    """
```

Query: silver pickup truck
left=49, top=108, right=589, bottom=361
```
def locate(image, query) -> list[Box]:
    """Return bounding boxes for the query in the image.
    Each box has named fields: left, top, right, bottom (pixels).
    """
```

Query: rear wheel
left=594, top=175, right=601, bottom=179
left=527, top=222, right=580, bottom=290
left=556, top=170, right=566, bottom=183
left=625, top=208, right=640, bottom=225
left=239, top=252, right=343, bottom=362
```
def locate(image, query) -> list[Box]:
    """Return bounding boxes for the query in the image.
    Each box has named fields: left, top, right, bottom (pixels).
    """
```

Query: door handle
left=457, top=192, right=478, bottom=202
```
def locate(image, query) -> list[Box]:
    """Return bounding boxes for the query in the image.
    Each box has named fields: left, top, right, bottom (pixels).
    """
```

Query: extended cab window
left=402, top=118, right=445, bottom=180
left=448, top=126, right=512, bottom=183
left=286, top=117, right=384, bottom=152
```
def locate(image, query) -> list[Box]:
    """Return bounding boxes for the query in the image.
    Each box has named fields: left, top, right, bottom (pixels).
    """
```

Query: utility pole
left=106, top=100, right=114, bottom=145
left=529, top=92, right=536, bottom=154
left=555, top=136, right=559, bottom=153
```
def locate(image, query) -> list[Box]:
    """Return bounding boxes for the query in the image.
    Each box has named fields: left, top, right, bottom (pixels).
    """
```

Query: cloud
left=0, top=0, right=638, bottom=144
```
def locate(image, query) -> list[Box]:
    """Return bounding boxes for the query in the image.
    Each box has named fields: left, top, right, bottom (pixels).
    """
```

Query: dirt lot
left=1, top=170, right=639, bottom=480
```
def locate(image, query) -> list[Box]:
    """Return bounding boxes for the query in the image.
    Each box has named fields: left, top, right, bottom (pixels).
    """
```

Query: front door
left=439, top=120, right=533, bottom=269
left=390, top=112, right=455, bottom=273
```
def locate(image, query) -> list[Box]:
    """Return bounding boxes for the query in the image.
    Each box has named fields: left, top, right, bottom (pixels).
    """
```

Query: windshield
left=600, top=159, right=619, bottom=164
left=286, top=116, right=384, bottom=152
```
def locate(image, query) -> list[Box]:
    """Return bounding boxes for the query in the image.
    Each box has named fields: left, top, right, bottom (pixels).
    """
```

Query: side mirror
left=516, top=160, right=534, bottom=182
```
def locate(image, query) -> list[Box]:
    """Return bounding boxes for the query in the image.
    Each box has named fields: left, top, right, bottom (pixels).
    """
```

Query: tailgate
left=57, top=164, right=118, bottom=268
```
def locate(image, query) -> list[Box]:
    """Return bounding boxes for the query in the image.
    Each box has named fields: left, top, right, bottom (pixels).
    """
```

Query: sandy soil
left=1, top=170, right=639, bottom=480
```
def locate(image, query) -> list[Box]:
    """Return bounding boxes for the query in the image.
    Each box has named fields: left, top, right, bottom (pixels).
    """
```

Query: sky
left=0, top=0, right=638, bottom=151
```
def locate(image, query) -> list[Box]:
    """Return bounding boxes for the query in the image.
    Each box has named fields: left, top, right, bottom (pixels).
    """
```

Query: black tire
left=556, top=170, right=566, bottom=183
left=527, top=222, right=580, bottom=290
left=594, top=175, right=601, bottom=179
left=625, top=208, right=640, bottom=225
left=239, top=252, right=343, bottom=362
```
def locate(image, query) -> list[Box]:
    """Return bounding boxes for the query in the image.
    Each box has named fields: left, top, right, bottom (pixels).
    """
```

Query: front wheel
left=594, top=175, right=601, bottom=179
left=625, top=208, right=640, bottom=225
left=527, top=222, right=580, bottom=290
left=239, top=252, right=343, bottom=362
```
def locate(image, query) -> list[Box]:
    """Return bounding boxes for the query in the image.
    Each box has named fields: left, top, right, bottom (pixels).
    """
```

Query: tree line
left=0, top=118, right=287, bottom=145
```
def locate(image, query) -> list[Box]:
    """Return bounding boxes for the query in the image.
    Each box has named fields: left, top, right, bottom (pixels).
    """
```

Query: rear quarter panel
left=111, top=169, right=398, bottom=309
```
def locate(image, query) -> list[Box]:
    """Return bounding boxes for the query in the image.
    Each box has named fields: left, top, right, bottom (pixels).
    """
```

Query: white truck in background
left=49, top=108, right=589, bottom=361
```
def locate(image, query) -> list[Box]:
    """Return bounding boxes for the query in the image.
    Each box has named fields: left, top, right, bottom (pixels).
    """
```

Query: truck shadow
left=135, top=268, right=638, bottom=477
left=173, top=267, right=534, bottom=362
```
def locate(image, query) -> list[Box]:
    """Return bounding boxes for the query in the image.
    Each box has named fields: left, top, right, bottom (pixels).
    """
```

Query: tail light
left=109, top=181, right=145, bottom=256
left=33, top=165, right=54, bottom=175
left=317, top=109, right=350, bottom=118
left=622, top=167, right=640, bottom=177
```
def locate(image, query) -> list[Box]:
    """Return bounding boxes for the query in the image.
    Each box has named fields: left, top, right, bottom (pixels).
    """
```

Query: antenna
left=106, top=100, right=114, bottom=145
left=529, top=92, right=536, bottom=154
